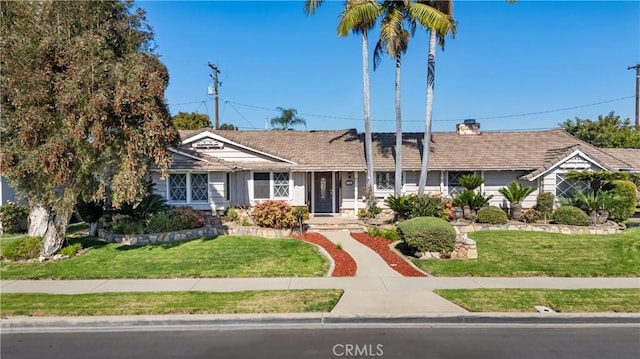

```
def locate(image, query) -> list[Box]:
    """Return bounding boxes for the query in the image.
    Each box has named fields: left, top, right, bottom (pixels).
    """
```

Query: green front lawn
left=0, top=235, right=328, bottom=279
left=0, top=290, right=343, bottom=316
left=415, top=228, right=640, bottom=277
left=435, top=289, right=640, bottom=313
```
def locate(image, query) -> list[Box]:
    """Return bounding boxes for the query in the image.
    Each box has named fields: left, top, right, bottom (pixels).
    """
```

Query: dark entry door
left=314, top=172, right=332, bottom=213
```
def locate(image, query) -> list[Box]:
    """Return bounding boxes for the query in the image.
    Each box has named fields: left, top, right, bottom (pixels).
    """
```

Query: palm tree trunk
left=362, top=32, right=375, bottom=192
left=394, top=56, right=403, bottom=197
left=512, top=202, right=522, bottom=221
left=418, top=30, right=437, bottom=195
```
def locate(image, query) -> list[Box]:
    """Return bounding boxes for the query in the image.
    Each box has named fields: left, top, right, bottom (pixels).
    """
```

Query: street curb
left=2, top=312, right=639, bottom=333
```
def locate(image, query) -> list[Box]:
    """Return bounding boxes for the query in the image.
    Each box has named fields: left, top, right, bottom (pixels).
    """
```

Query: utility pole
left=629, top=64, right=640, bottom=130
left=208, top=63, right=221, bottom=129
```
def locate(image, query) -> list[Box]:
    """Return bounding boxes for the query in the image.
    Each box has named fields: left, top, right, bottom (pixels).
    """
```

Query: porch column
left=331, top=171, right=336, bottom=214
left=311, top=172, right=315, bottom=215
left=440, top=171, right=445, bottom=195
left=480, top=170, right=485, bottom=193
left=354, top=171, right=359, bottom=218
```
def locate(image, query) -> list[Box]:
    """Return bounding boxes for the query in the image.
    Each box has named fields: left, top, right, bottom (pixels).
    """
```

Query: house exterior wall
left=151, top=171, right=226, bottom=213
left=0, top=176, right=18, bottom=204
left=541, top=154, right=604, bottom=203
left=483, top=170, right=538, bottom=209
left=292, top=172, right=306, bottom=207
left=339, top=171, right=366, bottom=216
left=191, top=141, right=273, bottom=163
left=403, top=171, right=441, bottom=194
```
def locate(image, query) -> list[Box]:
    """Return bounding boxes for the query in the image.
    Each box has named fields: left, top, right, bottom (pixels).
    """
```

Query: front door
left=314, top=172, right=332, bottom=213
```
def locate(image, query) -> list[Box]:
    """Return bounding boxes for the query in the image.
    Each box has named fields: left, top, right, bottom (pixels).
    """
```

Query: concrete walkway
left=321, top=231, right=401, bottom=278
left=3, top=277, right=639, bottom=315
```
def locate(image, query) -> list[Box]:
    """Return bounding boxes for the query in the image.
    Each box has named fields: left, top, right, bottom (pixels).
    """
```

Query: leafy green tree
left=172, top=112, right=210, bottom=130
left=270, top=107, right=306, bottom=130
left=0, top=0, right=178, bottom=256
left=560, top=112, right=640, bottom=148
left=219, top=123, right=238, bottom=130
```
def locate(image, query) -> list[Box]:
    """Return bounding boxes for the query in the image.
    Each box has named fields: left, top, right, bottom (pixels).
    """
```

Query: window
left=253, top=172, right=291, bottom=200
left=190, top=173, right=208, bottom=202
left=376, top=172, right=395, bottom=191
left=253, top=172, right=270, bottom=199
left=556, top=173, right=588, bottom=199
left=448, top=171, right=473, bottom=196
left=168, top=173, right=209, bottom=203
left=273, top=172, right=290, bottom=198
left=169, top=174, right=187, bottom=201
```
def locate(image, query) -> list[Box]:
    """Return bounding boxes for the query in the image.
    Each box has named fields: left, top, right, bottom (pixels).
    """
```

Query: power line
left=226, top=101, right=257, bottom=129
left=170, top=95, right=634, bottom=124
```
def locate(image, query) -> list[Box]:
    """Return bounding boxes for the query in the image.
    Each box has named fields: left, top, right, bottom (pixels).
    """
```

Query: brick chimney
left=457, top=119, right=481, bottom=135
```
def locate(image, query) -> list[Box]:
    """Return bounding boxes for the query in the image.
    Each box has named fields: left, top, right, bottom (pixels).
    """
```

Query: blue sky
left=140, top=0, right=640, bottom=133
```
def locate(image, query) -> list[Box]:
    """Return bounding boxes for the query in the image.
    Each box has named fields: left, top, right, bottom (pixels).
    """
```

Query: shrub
left=368, top=226, right=400, bottom=241
left=170, top=207, right=205, bottom=229
left=408, top=194, right=447, bottom=219
left=111, top=216, right=145, bottom=234
left=293, top=206, right=310, bottom=220
left=117, top=181, right=168, bottom=220
left=477, top=206, right=508, bottom=224
left=521, top=208, right=543, bottom=223
left=223, top=206, right=239, bottom=222
left=536, top=192, right=555, bottom=217
left=603, top=180, right=637, bottom=223
left=60, top=242, right=82, bottom=257
left=2, top=236, right=42, bottom=260
left=552, top=206, right=590, bottom=226
left=397, top=216, right=457, bottom=254
left=145, top=211, right=182, bottom=233
left=252, top=200, right=297, bottom=229
left=384, top=195, right=413, bottom=220
left=0, top=202, right=29, bottom=233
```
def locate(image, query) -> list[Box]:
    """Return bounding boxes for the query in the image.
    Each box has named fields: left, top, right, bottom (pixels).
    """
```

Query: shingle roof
left=175, top=128, right=636, bottom=177
left=178, top=129, right=366, bottom=171
left=600, top=148, right=640, bottom=171
left=370, top=129, right=634, bottom=176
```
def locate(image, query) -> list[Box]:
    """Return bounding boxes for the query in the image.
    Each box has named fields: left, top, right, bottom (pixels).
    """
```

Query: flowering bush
left=170, top=206, right=205, bottom=229
left=0, top=201, right=29, bottom=233
left=252, top=200, right=297, bottom=229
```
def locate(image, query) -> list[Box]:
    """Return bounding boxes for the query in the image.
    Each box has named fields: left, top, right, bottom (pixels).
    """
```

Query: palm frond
left=407, top=2, right=456, bottom=38
left=337, top=0, right=383, bottom=36
left=304, top=0, right=323, bottom=15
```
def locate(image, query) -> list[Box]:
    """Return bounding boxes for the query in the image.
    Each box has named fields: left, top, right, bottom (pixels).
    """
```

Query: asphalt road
left=2, top=327, right=639, bottom=359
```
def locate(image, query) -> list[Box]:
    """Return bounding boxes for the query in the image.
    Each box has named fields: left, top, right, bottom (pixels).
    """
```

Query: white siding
left=150, top=172, right=167, bottom=199
left=192, top=141, right=273, bottom=163
left=340, top=171, right=366, bottom=210
left=208, top=172, right=225, bottom=211
left=483, top=171, right=538, bottom=209
left=403, top=171, right=441, bottom=194
left=291, top=172, right=306, bottom=206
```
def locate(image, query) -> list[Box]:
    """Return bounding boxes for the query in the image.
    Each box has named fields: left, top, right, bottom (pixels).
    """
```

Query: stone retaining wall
left=453, top=222, right=621, bottom=235
left=98, top=226, right=223, bottom=246
left=224, top=225, right=295, bottom=238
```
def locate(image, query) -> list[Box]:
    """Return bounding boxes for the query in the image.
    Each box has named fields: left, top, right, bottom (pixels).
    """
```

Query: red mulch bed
left=295, top=233, right=357, bottom=277
left=350, top=233, right=427, bottom=277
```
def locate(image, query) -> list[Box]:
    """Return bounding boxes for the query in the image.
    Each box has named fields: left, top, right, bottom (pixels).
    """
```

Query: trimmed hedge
left=477, top=206, right=508, bottom=224
left=397, top=216, right=456, bottom=254
left=604, top=180, right=637, bottom=223
left=252, top=200, right=297, bottom=229
left=552, top=206, right=590, bottom=226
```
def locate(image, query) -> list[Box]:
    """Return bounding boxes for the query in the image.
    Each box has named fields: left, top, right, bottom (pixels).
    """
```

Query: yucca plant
left=498, top=181, right=535, bottom=220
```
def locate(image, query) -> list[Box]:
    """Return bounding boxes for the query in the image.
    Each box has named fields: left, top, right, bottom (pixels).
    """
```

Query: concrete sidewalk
left=2, top=277, right=639, bottom=315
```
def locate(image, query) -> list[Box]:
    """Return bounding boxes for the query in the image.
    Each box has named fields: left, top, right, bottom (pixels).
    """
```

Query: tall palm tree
left=337, top=0, right=383, bottom=193
left=413, top=0, right=456, bottom=194
left=270, top=107, right=306, bottom=130
left=306, top=0, right=382, bottom=192
left=374, top=0, right=411, bottom=197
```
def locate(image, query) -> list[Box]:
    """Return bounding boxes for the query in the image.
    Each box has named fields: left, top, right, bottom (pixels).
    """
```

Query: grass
left=435, top=289, right=640, bottom=313
left=0, top=235, right=328, bottom=279
left=0, top=290, right=343, bottom=316
left=414, top=228, right=640, bottom=277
